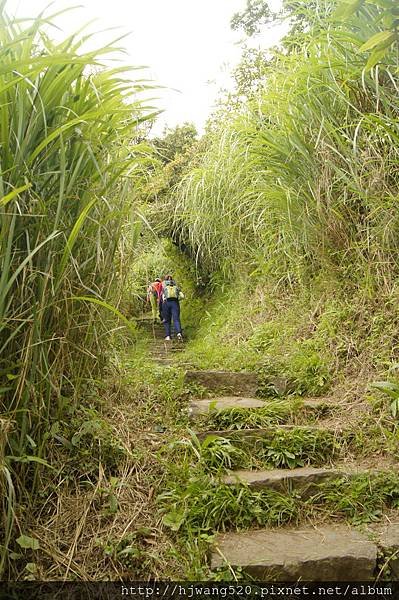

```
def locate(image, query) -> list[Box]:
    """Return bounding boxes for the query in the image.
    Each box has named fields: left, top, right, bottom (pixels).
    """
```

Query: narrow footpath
left=137, top=317, right=399, bottom=582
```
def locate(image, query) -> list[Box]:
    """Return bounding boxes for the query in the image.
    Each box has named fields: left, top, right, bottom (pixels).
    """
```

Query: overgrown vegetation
left=160, top=470, right=399, bottom=536
left=196, top=398, right=303, bottom=431
left=149, top=0, right=399, bottom=578
left=146, top=15, right=399, bottom=494
left=3, top=0, right=399, bottom=583
left=0, top=3, right=155, bottom=578
left=158, top=422, right=399, bottom=577
left=157, top=0, right=399, bottom=380
left=171, top=1, right=399, bottom=287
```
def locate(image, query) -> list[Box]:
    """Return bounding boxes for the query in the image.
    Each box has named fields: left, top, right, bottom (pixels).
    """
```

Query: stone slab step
left=149, top=342, right=184, bottom=348
left=190, top=397, right=265, bottom=416
left=211, top=525, right=377, bottom=581
left=185, top=370, right=257, bottom=395
left=153, top=359, right=174, bottom=365
left=222, top=458, right=398, bottom=494
left=222, top=466, right=341, bottom=496
left=149, top=349, right=184, bottom=356
left=196, top=424, right=331, bottom=441
left=134, top=317, right=164, bottom=331
left=189, top=397, right=332, bottom=417
left=134, top=315, right=155, bottom=322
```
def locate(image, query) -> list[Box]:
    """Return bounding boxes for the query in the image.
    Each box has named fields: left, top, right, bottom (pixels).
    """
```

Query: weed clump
left=55, top=406, right=129, bottom=478
left=197, top=399, right=302, bottom=431
left=311, top=472, right=399, bottom=525
left=160, top=476, right=299, bottom=533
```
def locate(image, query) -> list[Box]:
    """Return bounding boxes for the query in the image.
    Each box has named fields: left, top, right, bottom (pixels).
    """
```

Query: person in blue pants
left=161, top=275, right=184, bottom=341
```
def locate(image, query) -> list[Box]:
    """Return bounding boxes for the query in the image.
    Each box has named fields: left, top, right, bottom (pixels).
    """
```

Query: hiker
left=161, top=274, right=184, bottom=341
left=157, top=276, right=164, bottom=322
left=146, top=278, right=162, bottom=322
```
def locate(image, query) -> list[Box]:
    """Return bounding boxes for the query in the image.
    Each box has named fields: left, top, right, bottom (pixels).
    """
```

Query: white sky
left=6, top=0, right=286, bottom=135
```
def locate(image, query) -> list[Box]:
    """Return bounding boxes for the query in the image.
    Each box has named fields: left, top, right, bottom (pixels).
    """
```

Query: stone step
left=221, top=462, right=399, bottom=497
left=190, top=396, right=265, bottom=416
left=150, top=350, right=185, bottom=358
left=149, top=341, right=184, bottom=348
left=185, top=370, right=257, bottom=396
left=151, top=359, right=178, bottom=364
left=211, top=525, right=377, bottom=581
left=149, top=348, right=184, bottom=356
left=189, top=397, right=332, bottom=418
left=222, top=466, right=342, bottom=497
left=196, top=424, right=331, bottom=441
left=134, top=317, right=160, bottom=327
left=134, top=316, right=165, bottom=332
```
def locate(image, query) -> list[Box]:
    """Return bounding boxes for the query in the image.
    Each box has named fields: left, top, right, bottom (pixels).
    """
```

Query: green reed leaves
left=169, top=0, right=399, bottom=290
left=0, top=1, right=155, bottom=574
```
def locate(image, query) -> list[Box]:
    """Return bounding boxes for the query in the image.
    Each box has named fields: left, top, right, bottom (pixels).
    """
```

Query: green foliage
left=170, top=0, right=399, bottom=291
left=252, top=427, right=338, bottom=469
left=55, top=406, right=128, bottom=478
left=232, top=48, right=271, bottom=99
left=313, top=472, right=399, bottom=524
left=116, top=342, right=189, bottom=433
left=288, top=342, right=331, bottom=396
left=100, top=528, right=153, bottom=574
left=144, top=123, right=200, bottom=218
left=0, top=4, right=155, bottom=574
left=160, top=470, right=399, bottom=538
left=167, top=433, right=249, bottom=474
left=177, top=285, right=261, bottom=371
left=230, top=0, right=274, bottom=36
left=371, top=380, right=399, bottom=417
left=198, top=399, right=302, bottom=431
left=167, top=426, right=338, bottom=475
left=160, top=476, right=298, bottom=533
left=335, top=0, right=399, bottom=68
left=16, top=536, right=40, bottom=551
left=98, top=476, right=120, bottom=516
left=0, top=6, right=153, bottom=446
left=153, top=124, right=198, bottom=165
left=179, top=280, right=336, bottom=399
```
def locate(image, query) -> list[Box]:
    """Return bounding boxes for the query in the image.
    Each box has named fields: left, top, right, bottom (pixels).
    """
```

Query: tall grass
left=170, top=0, right=399, bottom=290
left=0, top=2, right=155, bottom=573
